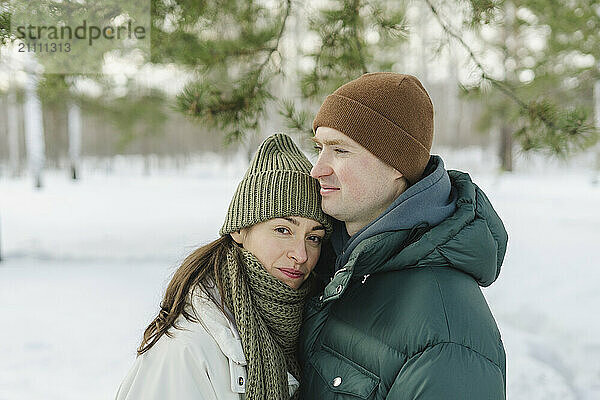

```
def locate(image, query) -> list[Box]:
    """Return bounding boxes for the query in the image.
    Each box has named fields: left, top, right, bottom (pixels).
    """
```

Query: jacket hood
left=321, top=169, right=508, bottom=304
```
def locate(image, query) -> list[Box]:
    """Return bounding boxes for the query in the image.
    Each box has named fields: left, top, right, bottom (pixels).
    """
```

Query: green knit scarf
left=219, top=245, right=309, bottom=400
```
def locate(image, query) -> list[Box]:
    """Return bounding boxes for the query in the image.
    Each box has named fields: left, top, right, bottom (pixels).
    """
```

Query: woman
left=115, top=134, right=332, bottom=400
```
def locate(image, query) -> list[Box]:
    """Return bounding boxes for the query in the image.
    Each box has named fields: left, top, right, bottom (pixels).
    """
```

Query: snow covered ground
left=1, top=152, right=599, bottom=400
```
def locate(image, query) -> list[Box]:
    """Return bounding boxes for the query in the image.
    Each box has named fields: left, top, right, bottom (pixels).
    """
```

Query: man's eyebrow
left=280, top=217, right=325, bottom=231
left=311, top=137, right=349, bottom=146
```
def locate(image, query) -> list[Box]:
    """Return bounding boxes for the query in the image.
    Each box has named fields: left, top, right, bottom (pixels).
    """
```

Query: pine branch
left=278, top=98, right=313, bottom=135
left=243, top=0, right=291, bottom=101
left=175, top=0, right=292, bottom=142
left=425, top=0, right=598, bottom=155
left=0, top=8, right=10, bottom=45
left=370, top=2, right=409, bottom=40
left=425, top=0, right=528, bottom=109
left=254, top=0, right=291, bottom=81
left=351, top=0, right=368, bottom=74
left=287, top=0, right=409, bottom=137
left=299, top=0, right=383, bottom=99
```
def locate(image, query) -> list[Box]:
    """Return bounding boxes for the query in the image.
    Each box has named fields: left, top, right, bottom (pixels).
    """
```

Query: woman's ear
left=230, top=230, right=245, bottom=246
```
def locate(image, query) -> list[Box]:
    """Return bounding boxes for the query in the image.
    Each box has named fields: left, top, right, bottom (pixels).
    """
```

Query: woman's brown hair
left=137, top=235, right=238, bottom=355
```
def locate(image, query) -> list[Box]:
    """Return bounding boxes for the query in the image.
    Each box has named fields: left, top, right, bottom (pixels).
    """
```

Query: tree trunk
left=447, top=48, right=462, bottom=144
left=7, top=89, right=21, bottom=177
left=416, top=2, right=430, bottom=85
left=595, top=79, right=600, bottom=129
left=24, top=73, right=45, bottom=189
left=593, top=78, right=600, bottom=183
left=499, top=2, right=516, bottom=172
left=499, top=124, right=513, bottom=172
left=68, top=102, right=82, bottom=180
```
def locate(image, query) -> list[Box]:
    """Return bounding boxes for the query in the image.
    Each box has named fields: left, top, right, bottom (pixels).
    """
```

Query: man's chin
left=321, top=201, right=341, bottom=220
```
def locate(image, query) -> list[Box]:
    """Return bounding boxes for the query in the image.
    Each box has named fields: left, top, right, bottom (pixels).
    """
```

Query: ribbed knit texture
left=219, top=245, right=308, bottom=400
left=312, top=72, right=434, bottom=184
left=220, top=133, right=332, bottom=236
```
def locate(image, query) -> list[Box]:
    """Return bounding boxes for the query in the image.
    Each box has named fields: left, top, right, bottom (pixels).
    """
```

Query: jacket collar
left=191, top=283, right=247, bottom=364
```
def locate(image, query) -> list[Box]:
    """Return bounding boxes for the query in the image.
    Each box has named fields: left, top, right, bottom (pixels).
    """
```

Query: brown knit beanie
left=312, top=72, right=434, bottom=184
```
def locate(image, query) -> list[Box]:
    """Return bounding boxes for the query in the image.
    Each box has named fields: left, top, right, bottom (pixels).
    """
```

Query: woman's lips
left=278, top=268, right=304, bottom=279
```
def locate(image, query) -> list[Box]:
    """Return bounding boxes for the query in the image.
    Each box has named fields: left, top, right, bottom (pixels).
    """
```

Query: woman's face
left=231, top=217, right=325, bottom=290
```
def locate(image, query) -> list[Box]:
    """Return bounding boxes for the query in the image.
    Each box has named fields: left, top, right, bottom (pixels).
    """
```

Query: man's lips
left=278, top=268, right=305, bottom=279
left=320, top=185, right=340, bottom=195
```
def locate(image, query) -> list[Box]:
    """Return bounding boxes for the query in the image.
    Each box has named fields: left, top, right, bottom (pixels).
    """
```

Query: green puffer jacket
left=299, top=171, right=508, bottom=400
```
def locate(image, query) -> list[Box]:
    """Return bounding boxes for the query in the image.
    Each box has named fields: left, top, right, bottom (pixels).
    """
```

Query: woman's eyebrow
left=281, top=217, right=300, bottom=226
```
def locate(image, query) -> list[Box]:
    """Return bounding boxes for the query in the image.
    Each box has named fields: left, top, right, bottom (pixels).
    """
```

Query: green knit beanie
left=220, top=133, right=332, bottom=237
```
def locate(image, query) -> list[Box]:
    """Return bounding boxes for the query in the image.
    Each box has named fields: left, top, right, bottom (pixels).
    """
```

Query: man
left=299, top=72, right=508, bottom=399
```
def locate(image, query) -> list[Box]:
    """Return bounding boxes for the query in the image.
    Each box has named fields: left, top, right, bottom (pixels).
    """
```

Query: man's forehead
left=312, top=127, right=356, bottom=146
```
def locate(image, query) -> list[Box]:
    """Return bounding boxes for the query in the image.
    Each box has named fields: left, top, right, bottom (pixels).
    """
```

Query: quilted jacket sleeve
left=385, top=342, right=505, bottom=400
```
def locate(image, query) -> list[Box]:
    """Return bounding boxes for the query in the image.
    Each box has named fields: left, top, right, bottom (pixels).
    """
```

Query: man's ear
left=394, top=171, right=409, bottom=193
left=230, top=230, right=244, bottom=246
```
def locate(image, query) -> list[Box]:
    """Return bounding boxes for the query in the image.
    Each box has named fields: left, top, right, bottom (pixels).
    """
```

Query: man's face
left=311, top=127, right=407, bottom=236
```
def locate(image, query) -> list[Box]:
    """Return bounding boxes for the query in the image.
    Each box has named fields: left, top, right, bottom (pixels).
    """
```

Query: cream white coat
left=115, top=284, right=299, bottom=400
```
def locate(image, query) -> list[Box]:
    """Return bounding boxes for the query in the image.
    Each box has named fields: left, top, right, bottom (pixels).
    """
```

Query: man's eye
left=313, top=145, right=322, bottom=152
left=275, top=227, right=291, bottom=234
left=334, top=148, right=348, bottom=153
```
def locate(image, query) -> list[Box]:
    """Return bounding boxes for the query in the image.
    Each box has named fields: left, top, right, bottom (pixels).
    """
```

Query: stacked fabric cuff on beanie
left=312, top=72, right=434, bottom=184
left=220, top=133, right=332, bottom=237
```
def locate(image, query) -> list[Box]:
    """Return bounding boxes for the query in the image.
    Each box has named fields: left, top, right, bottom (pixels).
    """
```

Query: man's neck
left=344, top=178, right=410, bottom=237
left=345, top=220, right=369, bottom=237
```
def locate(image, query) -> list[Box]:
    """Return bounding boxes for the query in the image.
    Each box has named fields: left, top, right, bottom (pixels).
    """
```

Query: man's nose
left=311, top=154, right=333, bottom=179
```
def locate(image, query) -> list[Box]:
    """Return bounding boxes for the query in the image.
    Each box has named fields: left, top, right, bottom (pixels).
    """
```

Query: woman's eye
left=313, top=145, right=322, bottom=152
left=307, top=235, right=323, bottom=244
left=275, top=227, right=291, bottom=234
left=333, top=148, right=348, bottom=154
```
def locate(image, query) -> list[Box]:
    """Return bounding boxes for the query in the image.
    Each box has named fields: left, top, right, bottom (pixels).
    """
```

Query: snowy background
left=1, top=150, right=599, bottom=400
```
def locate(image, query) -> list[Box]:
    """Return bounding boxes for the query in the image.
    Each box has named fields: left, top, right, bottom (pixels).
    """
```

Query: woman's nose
left=288, top=239, right=308, bottom=264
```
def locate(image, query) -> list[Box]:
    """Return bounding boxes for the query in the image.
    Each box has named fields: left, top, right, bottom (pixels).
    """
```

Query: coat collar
left=191, top=283, right=246, bottom=364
